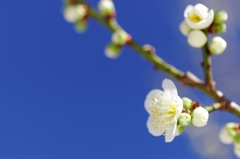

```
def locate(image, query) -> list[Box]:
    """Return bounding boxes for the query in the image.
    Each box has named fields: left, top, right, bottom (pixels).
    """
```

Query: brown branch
left=68, top=0, right=240, bottom=117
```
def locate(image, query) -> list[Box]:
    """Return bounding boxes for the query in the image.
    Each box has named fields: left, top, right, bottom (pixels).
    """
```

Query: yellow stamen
left=189, top=13, right=202, bottom=23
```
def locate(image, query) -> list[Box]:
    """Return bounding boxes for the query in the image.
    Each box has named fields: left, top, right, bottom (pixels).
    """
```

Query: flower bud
left=219, top=125, right=234, bottom=144
left=178, top=113, right=191, bottom=126
left=64, top=5, right=87, bottom=23
left=179, top=20, right=191, bottom=36
left=209, top=23, right=226, bottom=34
left=175, top=125, right=184, bottom=136
left=98, top=0, right=115, bottom=17
left=143, top=44, right=155, bottom=54
left=182, top=97, right=193, bottom=110
left=209, top=36, right=227, bottom=55
left=104, top=43, right=121, bottom=59
left=188, top=30, right=207, bottom=48
left=214, top=10, right=228, bottom=24
left=111, top=30, right=129, bottom=45
left=192, top=106, right=209, bottom=127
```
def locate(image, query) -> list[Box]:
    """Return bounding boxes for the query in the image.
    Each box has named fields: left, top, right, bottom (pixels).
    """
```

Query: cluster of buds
left=176, top=97, right=209, bottom=135
left=63, top=2, right=88, bottom=33
left=219, top=123, right=240, bottom=158
left=179, top=4, right=227, bottom=55
left=144, top=79, right=210, bottom=142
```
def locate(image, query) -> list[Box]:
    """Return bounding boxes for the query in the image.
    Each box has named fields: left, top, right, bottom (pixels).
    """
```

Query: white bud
left=188, top=30, right=207, bottom=48
left=192, top=106, right=209, bottom=127
left=111, top=30, right=129, bottom=45
left=178, top=113, right=191, bottom=126
left=219, top=126, right=234, bottom=144
left=104, top=43, right=121, bottom=59
left=234, top=147, right=240, bottom=158
left=179, top=20, right=191, bottom=36
left=209, top=36, right=227, bottom=55
left=64, top=5, right=87, bottom=23
left=98, top=0, right=115, bottom=16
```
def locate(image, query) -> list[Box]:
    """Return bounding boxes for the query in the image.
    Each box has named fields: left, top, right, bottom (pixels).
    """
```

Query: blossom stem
left=71, top=0, right=240, bottom=118
left=201, top=30, right=213, bottom=85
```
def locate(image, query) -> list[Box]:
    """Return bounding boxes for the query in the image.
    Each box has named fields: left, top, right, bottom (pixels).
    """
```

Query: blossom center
left=189, top=13, right=202, bottom=23
left=149, top=98, right=177, bottom=130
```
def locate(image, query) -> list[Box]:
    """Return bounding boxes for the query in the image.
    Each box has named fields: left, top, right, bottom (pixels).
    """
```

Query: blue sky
left=0, top=0, right=240, bottom=158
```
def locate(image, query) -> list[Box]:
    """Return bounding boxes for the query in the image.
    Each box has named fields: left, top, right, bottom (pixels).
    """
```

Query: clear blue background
left=0, top=0, right=240, bottom=158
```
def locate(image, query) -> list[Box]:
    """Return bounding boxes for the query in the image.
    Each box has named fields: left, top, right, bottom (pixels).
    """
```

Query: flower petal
left=165, top=121, right=177, bottom=142
left=184, top=5, right=193, bottom=17
left=146, top=117, right=163, bottom=136
left=144, top=98, right=152, bottom=114
left=146, top=89, right=162, bottom=99
left=162, top=79, right=177, bottom=95
left=194, top=3, right=208, bottom=12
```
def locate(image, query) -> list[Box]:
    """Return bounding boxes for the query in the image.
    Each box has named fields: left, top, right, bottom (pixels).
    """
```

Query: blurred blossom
left=184, top=4, right=214, bottom=29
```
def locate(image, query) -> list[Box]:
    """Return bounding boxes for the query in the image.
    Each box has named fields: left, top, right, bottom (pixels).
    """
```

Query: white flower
left=98, top=0, right=115, bottom=16
left=219, top=126, right=234, bottom=144
left=184, top=4, right=214, bottom=29
left=192, top=106, right=209, bottom=127
left=188, top=30, right=207, bottom=48
left=209, top=36, right=227, bottom=55
left=64, top=5, right=87, bottom=23
left=234, top=147, right=240, bottom=158
left=179, top=20, right=191, bottom=36
left=144, top=79, right=183, bottom=142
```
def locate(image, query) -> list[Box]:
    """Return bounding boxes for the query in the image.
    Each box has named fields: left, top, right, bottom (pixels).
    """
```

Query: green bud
left=182, top=97, right=192, bottom=110
left=104, top=43, right=121, bottom=59
left=178, top=113, right=192, bottom=126
left=75, top=20, right=87, bottom=33
left=175, top=125, right=184, bottom=136
left=228, top=129, right=238, bottom=139
left=214, top=10, right=228, bottom=24
left=225, top=122, right=236, bottom=130
left=211, top=23, right=226, bottom=34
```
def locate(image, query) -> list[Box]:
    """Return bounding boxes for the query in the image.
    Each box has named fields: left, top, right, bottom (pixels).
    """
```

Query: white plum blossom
left=192, top=106, right=209, bottom=127
left=184, top=4, right=214, bottom=29
left=188, top=30, right=207, bottom=48
left=209, top=36, right=227, bottom=55
left=144, top=79, right=183, bottom=142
